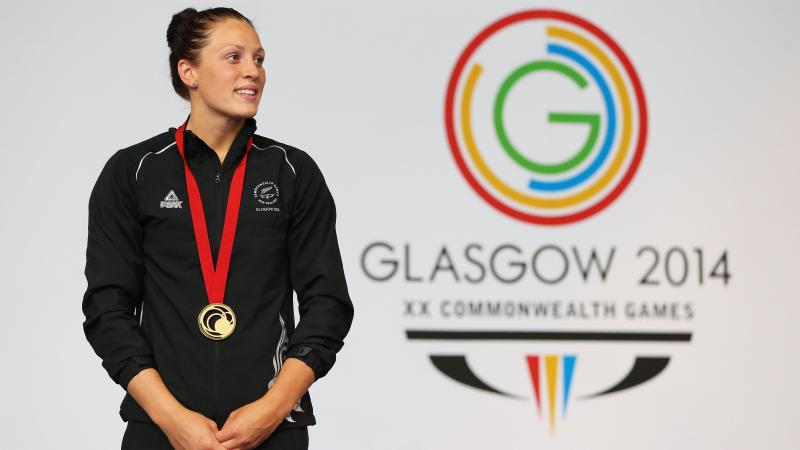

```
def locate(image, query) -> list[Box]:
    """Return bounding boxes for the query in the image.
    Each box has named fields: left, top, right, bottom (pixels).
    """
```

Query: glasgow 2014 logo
left=445, top=9, right=648, bottom=225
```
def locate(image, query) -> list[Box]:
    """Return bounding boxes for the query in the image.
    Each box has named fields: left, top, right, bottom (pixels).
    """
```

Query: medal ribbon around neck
left=175, top=122, right=253, bottom=339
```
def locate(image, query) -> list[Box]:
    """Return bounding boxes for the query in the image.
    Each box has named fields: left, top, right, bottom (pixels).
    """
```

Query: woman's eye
left=227, top=54, right=240, bottom=62
left=255, top=57, right=265, bottom=66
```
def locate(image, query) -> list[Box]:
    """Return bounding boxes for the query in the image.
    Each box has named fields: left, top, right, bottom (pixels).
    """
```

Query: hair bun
left=166, top=7, right=198, bottom=49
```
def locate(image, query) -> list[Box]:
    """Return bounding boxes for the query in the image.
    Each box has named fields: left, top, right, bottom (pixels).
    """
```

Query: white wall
left=1, top=1, right=797, bottom=448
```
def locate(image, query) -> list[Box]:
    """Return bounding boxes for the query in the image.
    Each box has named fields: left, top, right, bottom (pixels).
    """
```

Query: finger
left=219, top=433, right=240, bottom=445
left=218, top=437, right=240, bottom=450
left=216, top=427, right=235, bottom=442
left=217, top=414, right=235, bottom=438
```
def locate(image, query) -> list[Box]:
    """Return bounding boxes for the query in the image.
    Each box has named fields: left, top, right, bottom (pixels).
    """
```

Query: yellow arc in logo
left=460, top=27, right=634, bottom=209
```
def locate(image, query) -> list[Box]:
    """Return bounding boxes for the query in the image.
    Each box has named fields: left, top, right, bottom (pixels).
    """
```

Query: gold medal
left=197, top=303, right=237, bottom=340
left=175, top=122, right=254, bottom=342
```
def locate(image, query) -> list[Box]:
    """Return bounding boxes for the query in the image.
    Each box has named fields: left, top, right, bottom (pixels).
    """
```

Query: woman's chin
left=218, top=105, right=259, bottom=120
left=237, top=104, right=259, bottom=117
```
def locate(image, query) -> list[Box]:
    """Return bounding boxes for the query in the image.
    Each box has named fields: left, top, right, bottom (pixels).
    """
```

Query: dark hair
left=166, top=7, right=253, bottom=100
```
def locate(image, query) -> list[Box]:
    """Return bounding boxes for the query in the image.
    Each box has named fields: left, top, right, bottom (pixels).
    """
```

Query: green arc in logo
left=494, top=60, right=599, bottom=175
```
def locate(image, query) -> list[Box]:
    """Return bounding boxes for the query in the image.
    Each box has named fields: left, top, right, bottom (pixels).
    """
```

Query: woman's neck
left=185, top=106, right=245, bottom=164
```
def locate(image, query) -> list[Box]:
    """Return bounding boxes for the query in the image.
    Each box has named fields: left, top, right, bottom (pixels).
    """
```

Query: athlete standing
left=82, top=7, right=354, bottom=450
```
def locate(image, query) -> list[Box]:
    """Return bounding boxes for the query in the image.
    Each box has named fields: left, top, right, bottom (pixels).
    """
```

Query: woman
left=81, top=7, right=354, bottom=450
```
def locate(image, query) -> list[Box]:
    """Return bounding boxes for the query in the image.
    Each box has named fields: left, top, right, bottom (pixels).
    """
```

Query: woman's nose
left=243, top=59, right=260, bottom=78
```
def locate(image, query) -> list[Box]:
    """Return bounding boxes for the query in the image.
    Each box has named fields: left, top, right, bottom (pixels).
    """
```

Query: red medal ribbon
left=175, top=122, right=253, bottom=304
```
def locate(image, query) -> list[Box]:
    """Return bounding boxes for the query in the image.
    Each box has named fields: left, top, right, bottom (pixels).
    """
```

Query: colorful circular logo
left=445, top=10, right=648, bottom=225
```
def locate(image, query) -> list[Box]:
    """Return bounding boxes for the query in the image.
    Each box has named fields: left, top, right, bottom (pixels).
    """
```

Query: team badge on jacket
left=160, top=190, right=183, bottom=209
left=254, top=181, right=280, bottom=212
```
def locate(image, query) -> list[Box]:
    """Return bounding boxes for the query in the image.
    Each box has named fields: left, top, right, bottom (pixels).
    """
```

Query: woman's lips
left=234, top=89, right=258, bottom=101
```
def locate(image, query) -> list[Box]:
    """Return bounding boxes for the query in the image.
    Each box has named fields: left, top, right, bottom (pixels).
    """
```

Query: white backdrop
left=1, top=1, right=798, bottom=449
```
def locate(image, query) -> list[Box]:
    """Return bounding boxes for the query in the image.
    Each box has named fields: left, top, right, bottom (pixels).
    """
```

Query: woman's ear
left=177, top=59, right=198, bottom=89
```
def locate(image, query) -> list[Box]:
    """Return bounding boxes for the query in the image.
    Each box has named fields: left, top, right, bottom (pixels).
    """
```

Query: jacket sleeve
left=82, top=149, right=155, bottom=391
left=285, top=151, right=354, bottom=380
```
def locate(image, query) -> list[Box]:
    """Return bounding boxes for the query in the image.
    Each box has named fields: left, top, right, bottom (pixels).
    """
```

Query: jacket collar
left=178, top=114, right=258, bottom=170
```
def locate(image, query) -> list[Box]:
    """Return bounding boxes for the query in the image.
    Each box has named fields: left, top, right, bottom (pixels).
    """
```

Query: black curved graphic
left=583, top=356, right=670, bottom=398
left=430, top=355, right=523, bottom=399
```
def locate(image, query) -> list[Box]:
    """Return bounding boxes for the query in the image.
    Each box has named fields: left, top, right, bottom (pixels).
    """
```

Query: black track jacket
left=82, top=116, right=354, bottom=428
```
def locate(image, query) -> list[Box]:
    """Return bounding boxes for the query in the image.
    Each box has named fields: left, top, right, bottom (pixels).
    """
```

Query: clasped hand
left=163, top=399, right=284, bottom=450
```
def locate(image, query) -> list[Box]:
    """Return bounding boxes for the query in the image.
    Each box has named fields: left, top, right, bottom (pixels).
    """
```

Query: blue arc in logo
left=526, top=43, right=617, bottom=192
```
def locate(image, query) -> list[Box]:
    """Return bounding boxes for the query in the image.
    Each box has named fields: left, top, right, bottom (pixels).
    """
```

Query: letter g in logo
left=445, top=10, right=648, bottom=225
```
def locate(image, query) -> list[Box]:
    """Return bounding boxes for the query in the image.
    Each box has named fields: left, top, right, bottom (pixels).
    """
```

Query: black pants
left=121, top=420, right=309, bottom=450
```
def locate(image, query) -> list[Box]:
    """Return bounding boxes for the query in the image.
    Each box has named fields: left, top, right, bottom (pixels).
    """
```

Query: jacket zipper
left=209, top=155, right=225, bottom=417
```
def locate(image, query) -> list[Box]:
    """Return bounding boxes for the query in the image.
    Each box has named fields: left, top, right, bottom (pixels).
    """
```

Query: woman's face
left=186, top=18, right=266, bottom=120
